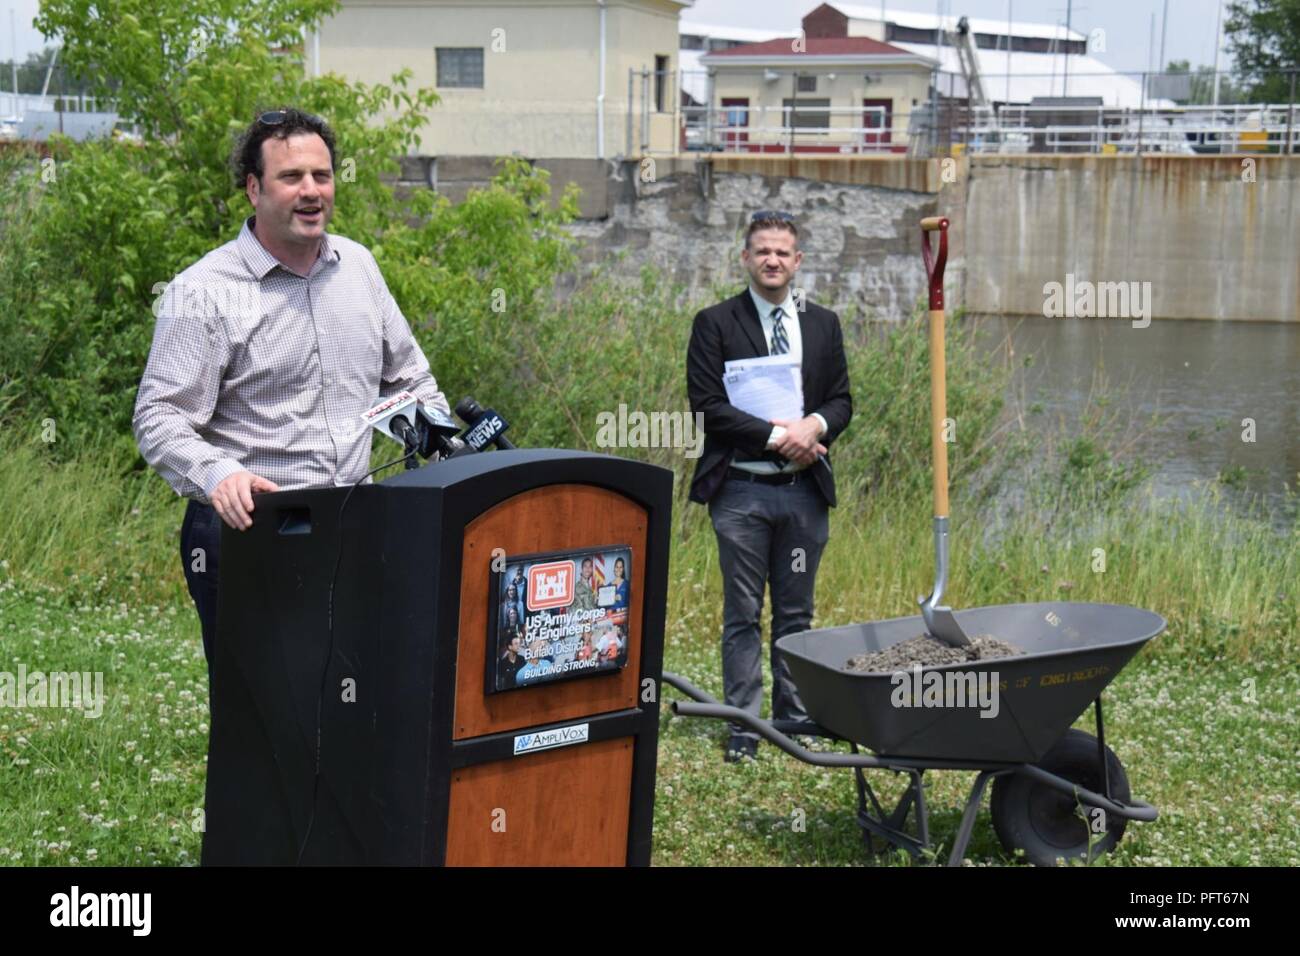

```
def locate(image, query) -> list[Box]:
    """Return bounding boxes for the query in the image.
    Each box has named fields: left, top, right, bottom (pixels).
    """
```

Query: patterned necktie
left=770, top=306, right=789, bottom=355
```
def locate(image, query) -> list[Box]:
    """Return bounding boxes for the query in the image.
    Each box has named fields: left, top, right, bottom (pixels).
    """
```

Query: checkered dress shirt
left=132, top=216, right=450, bottom=503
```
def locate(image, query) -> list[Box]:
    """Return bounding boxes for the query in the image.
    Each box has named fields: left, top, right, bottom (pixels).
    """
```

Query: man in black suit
left=686, top=210, right=853, bottom=762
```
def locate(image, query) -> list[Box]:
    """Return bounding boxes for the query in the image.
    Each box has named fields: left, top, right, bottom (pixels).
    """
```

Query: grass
left=1, top=471, right=1296, bottom=866
left=0, top=298, right=1295, bottom=866
left=0, top=579, right=207, bottom=866
left=1, top=569, right=1296, bottom=867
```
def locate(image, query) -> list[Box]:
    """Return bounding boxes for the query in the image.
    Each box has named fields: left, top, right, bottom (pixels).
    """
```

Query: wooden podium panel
left=444, top=737, right=634, bottom=866
left=454, top=484, right=648, bottom=740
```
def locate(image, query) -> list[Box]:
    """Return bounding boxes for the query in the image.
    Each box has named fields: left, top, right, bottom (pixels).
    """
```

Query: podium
left=201, top=449, right=673, bottom=866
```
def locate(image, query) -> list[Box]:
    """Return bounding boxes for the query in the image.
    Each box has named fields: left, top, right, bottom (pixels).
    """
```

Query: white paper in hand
left=722, top=357, right=804, bottom=422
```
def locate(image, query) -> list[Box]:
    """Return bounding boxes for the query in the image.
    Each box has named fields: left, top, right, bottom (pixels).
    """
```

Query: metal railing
left=682, top=102, right=911, bottom=154
left=922, top=101, right=1299, bottom=155
left=677, top=67, right=1300, bottom=157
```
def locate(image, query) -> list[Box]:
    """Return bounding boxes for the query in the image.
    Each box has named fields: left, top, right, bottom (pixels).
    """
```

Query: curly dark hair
left=230, top=108, right=337, bottom=190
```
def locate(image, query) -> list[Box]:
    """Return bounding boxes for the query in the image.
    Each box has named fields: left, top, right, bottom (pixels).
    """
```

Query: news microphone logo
left=463, top=412, right=507, bottom=451
left=455, top=396, right=515, bottom=450
left=527, top=560, right=575, bottom=611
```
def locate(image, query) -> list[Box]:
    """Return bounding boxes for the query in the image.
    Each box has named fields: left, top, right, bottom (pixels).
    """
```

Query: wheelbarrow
left=663, top=600, right=1165, bottom=866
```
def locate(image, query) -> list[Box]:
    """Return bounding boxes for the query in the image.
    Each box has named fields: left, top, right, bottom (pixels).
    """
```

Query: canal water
left=970, top=315, right=1299, bottom=523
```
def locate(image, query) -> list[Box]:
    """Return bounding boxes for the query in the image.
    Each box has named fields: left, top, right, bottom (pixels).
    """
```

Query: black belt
left=726, top=466, right=812, bottom=486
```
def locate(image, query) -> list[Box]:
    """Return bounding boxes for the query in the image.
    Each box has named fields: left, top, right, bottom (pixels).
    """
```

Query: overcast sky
left=4, top=0, right=1235, bottom=74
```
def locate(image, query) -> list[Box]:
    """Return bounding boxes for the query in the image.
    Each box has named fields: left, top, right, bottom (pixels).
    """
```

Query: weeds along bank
left=0, top=272, right=1293, bottom=663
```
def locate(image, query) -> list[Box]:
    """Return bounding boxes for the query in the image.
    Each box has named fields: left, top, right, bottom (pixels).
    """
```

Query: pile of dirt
left=845, top=633, right=1024, bottom=673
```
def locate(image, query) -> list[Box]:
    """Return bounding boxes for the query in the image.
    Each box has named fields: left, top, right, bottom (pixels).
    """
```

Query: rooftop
left=810, top=3, right=1088, bottom=42
left=704, top=35, right=924, bottom=59
left=679, top=21, right=787, bottom=43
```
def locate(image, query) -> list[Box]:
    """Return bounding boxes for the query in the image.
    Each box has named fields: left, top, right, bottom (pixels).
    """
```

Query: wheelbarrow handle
left=1016, top=764, right=1160, bottom=823
left=661, top=671, right=718, bottom=705
left=671, top=699, right=885, bottom=769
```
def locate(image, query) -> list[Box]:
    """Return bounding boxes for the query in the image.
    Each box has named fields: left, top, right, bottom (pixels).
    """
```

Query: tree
left=34, top=0, right=438, bottom=240
left=2, top=0, right=577, bottom=461
left=1225, top=0, right=1300, bottom=101
left=0, top=47, right=65, bottom=97
left=1163, top=59, right=1247, bottom=105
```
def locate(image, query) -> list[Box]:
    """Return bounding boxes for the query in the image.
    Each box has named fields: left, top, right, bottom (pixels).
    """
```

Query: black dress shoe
left=724, top=735, right=758, bottom=763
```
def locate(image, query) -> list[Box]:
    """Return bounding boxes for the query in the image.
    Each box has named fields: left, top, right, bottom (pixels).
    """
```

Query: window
left=782, top=98, right=831, bottom=130
left=888, top=25, right=939, bottom=43
left=655, top=55, right=669, bottom=112
left=437, top=48, right=484, bottom=88
left=797, top=74, right=817, bottom=93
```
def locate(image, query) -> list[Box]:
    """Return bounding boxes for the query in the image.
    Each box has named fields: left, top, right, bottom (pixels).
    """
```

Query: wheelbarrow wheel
left=991, top=729, right=1131, bottom=866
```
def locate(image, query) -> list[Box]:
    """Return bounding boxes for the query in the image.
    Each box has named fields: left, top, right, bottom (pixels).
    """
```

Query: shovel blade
left=920, top=600, right=972, bottom=647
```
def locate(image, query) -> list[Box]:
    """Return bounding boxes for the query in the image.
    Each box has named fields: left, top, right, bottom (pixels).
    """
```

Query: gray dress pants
left=708, top=474, right=830, bottom=742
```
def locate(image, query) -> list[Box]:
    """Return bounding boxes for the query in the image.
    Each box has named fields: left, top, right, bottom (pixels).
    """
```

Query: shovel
left=917, top=216, right=971, bottom=648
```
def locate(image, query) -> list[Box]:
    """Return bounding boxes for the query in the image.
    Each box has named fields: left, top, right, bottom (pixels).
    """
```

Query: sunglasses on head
left=751, top=209, right=796, bottom=223
left=258, top=109, right=325, bottom=126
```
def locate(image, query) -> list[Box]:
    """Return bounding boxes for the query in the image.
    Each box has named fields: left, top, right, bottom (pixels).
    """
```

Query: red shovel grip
left=921, top=216, right=949, bottom=311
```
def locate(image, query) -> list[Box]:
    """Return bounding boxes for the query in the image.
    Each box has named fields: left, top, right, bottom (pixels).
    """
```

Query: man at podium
left=131, top=108, right=450, bottom=685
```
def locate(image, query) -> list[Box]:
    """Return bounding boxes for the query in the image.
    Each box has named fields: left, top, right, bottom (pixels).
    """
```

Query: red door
left=862, top=98, right=893, bottom=150
left=721, top=97, right=749, bottom=151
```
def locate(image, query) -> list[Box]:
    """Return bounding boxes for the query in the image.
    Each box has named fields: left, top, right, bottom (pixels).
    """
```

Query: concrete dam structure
left=413, top=153, right=1298, bottom=323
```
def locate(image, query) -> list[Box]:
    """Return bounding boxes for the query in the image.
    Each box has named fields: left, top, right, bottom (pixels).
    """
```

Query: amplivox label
left=514, top=722, right=589, bottom=756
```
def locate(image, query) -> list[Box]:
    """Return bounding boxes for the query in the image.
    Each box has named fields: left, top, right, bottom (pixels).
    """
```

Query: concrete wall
left=393, top=152, right=1299, bottom=323
left=318, top=0, right=680, bottom=159
left=958, top=155, right=1300, bottom=322
left=711, top=153, right=948, bottom=192
left=397, top=154, right=612, bottom=219
left=565, top=159, right=940, bottom=319
left=562, top=155, right=1299, bottom=323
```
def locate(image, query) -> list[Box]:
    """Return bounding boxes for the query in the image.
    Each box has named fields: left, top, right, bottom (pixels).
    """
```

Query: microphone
left=414, top=402, right=465, bottom=460
left=362, top=391, right=422, bottom=458
left=454, top=396, right=516, bottom=451
left=362, top=391, right=463, bottom=464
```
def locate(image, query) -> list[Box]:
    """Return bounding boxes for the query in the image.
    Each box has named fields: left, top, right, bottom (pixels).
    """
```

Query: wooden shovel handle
left=928, top=308, right=950, bottom=518
left=921, top=218, right=951, bottom=518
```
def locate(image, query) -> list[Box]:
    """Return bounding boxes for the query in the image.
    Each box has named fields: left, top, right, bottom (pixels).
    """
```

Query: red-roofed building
left=697, top=27, right=935, bottom=154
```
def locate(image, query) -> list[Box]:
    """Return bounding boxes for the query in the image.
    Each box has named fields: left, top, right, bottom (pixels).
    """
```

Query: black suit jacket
left=687, top=289, right=853, bottom=507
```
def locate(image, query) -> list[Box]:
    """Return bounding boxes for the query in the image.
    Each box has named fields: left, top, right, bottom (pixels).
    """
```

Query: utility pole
left=10, top=8, right=19, bottom=118
left=1211, top=0, right=1223, bottom=107
left=1158, top=0, right=1169, bottom=74
left=789, top=70, right=798, bottom=155
left=1146, top=11, right=1155, bottom=76
left=1006, top=0, right=1012, bottom=105
left=1063, top=0, right=1072, bottom=96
